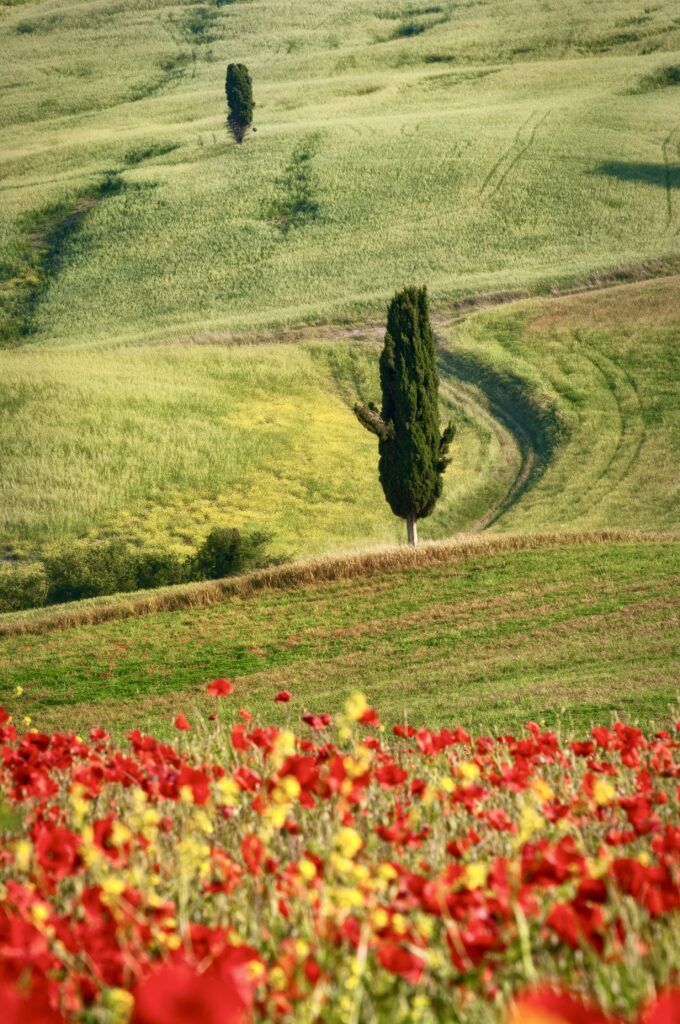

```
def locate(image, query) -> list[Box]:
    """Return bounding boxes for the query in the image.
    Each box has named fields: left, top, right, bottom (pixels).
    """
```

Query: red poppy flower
left=174, top=714, right=191, bottom=732
left=35, top=823, right=81, bottom=881
left=0, top=979, right=64, bottom=1024
left=275, top=691, right=292, bottom=703
left=206, top=678, right=234, bottom=697
left=377, top=942, right=425, bottom=985
left=241, top=834, right=265, bottom=875
left=640, top=989, right=680, bottom=1024
left=132, top=962, right=249, bottom=1024
left=376, top=763, right=408, bottom=788
left=301, top=713, right=331, bottom=730
left=509, top=986, right=621, bottom=1024
left=359, top=707, right=380, bottom=727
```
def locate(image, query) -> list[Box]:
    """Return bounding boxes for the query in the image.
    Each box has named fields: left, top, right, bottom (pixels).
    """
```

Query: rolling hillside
left=0, top=0, right=678, bottom=737
left=2, top=0, right=679, bottom=344
left=1, top=533, right=678, bottom=736
left=1, top=5, right=679, bottom=1019
left=2, top=0, right=679, bottom=566
left=1, top=273, right=678, bottom=563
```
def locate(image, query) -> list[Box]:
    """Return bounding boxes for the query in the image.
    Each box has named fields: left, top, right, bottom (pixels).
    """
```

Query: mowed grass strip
left=2, top=539, right=677, bottom=737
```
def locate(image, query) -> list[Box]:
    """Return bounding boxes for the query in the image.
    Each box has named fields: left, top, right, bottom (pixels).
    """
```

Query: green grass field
left=1, top=0, right=679, bottom=562
left=1, top=276, right=677, bottom=562
left=2, top=0, right=680, bottom=345
left=1, top=537, right=677, bottom=737
left=0, top=339, right=513, bottom=557
left=1, top=0, right=679, bottom=735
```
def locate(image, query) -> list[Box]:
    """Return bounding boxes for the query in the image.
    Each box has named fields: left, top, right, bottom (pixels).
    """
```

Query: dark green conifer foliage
left=355, top=286, right=455, bottom=544
left=225, top=63, right=254, bottom=142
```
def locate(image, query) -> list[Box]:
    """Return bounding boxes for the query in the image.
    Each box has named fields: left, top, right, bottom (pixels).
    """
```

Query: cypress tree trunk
left=406, top=514, right=418, bottom=547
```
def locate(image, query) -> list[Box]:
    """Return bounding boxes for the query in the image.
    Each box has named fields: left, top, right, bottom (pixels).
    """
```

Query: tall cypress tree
left=225, top=63, right=254, bottom=143
left=355, top=286, right=454, bottom=545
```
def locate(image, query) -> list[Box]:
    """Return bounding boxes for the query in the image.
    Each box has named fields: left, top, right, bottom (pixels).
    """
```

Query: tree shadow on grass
left=594, top=162, right=680, bottom=188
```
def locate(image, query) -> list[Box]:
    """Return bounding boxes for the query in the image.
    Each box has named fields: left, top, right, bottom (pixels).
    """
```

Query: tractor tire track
left=478, top=111, right=537, bottom=197
left=490, top=110, right=550, bottom=198
left=437, top=375, right=527, bottom=533
left=478, top=110, right=548, bottom=202
left=567, top=331, right=646, bottom=519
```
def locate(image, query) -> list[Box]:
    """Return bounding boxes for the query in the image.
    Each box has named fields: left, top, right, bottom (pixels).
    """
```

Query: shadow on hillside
left=595, top=161, right=680, bottom=188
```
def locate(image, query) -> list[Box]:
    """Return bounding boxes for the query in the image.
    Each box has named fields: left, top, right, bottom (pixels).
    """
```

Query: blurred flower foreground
left=0, top=685, right=678, bottom=1024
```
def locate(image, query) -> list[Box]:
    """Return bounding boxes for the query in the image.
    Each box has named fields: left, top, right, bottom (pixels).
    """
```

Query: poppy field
left=1, top=683, right=678, bottom=1024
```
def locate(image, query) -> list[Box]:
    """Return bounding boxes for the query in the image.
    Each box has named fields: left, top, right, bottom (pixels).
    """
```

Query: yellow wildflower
left=271, top=729, right=296, bottom=767
left=247, top=959, right=265, bottom=981
left=111, top=821, right=132, bottom=847
left=345, top=692, right=368, bottom=721
left=269, top=966, right=287, bottom=990
left=101, top=877, right=126, bottom=897
left=371, top=907, right=389, bottom=930
left=298, top=858, right=317, bottom=881
left=593, top=778, right=616, bottom=806
left=192, top=809, right=214, bottom=835
left=520, top=802, right=544, bottom=842
left=335, top=827, right=363, bottom=859
left=31, top=903, right=50, bottom=925
left=14, top=839, right=32, bottom=872
left=463, top=862, right=489, bottom=890
left=216, top=776, right=239, bottom=806
left=457, top=761, right=480, bottom=782
left=378, top=862, right=398, bottom=881
left=280, top=775, right=301, bottom=800
left=334, top=886, right=363, bottom=910
left=530, top=778, right=554, bottom=802
left=343, top=755, right=371, bottom=779
left=105, top=988, right=134, bottom=1024
left=391, top=913, right=408, bottom=935
left=265, top=804, right=288, bottom=829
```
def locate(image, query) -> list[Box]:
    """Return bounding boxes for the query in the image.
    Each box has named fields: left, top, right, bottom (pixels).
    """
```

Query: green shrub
left=0, top=562, right=48, bottom=613
left=191, top=527, right=270, bottom=581
left=393, top=21, right=427, bottom=38
left=135, top=549, right=187, bottom=590
left=182, top=5, right=219, bottom=45
left=43, top=541, right=139, bottom=604
left=0, top=531, right=276, bottom=615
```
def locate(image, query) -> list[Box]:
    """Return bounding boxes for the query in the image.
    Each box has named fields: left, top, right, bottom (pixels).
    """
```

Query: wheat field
left=1, top=0, right=679, bottom=583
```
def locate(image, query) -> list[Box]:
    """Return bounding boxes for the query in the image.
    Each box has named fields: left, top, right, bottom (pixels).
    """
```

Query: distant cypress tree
left=355, top=286, right=455, bottom=545
left=225, top=63, right=254, bottom=143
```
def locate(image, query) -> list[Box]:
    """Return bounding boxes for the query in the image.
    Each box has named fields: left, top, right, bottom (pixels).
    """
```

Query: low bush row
left=0, top=528, right=273, bottom=613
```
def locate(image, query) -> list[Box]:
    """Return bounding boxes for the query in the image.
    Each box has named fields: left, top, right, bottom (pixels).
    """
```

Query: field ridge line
left=1, top=530, right=677, bottom=639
